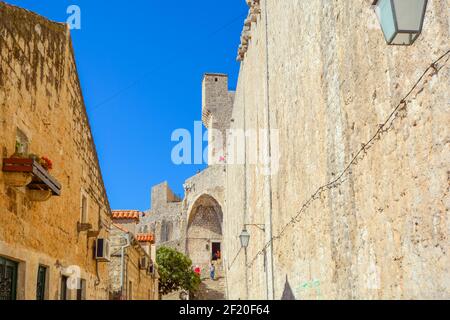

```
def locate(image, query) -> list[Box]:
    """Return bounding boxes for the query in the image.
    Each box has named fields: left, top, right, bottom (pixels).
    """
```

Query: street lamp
left=373, top=0, right=428, bottom=45
left=239, top=228, right=250, bottom=248
left=239, top=224, right=265, bottom=248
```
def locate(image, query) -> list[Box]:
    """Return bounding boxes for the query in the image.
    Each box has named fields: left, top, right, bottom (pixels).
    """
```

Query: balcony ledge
left=2, top=158, right=62, bottom=196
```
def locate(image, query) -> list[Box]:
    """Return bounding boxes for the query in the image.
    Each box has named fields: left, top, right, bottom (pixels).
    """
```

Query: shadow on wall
left=281, top=276, right=296, bottom=300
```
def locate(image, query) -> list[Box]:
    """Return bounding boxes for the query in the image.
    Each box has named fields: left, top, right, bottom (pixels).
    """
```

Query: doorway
left=211, top=242, right=221, bottom=261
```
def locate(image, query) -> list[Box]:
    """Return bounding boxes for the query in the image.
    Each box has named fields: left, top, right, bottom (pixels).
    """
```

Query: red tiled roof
left=136, top=234, right=155, bottom=243
left=112, top=210, right=141, bottom=220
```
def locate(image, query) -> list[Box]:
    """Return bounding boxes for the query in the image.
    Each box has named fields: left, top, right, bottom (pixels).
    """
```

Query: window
left=36, top=265, right=47, bottom=300
left=0, top=257, right=18, bottom=300
left=77, top=279, right=86, bottom=300
left=60, top=275, right=68, bottom=300
left=15, top=129, right=29, bottom=156
left=81, top=194, right=88, bottom=223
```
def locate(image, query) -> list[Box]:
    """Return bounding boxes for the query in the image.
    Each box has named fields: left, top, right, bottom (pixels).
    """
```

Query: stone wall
left=138, top=166, right=227, bottom=278
left=109, top=225, right=158, bottom=300
left=224, top=0, right=450, bottom=300
left=202, top=74, right=234, bottom=165
left=0, top=2, right=111, bottom=300
left=138, top=182, right=184, bottom=252
left=184, top=166, right=226, bottom=274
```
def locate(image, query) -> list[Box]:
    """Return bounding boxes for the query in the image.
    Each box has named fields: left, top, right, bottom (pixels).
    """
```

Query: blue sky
left=6, top=0, right=247, bottom=210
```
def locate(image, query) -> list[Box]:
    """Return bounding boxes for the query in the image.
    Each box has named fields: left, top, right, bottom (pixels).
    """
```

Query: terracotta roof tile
left=136, top=234, right=155, bottom=243
left=112, top=210, right=141, bottom=220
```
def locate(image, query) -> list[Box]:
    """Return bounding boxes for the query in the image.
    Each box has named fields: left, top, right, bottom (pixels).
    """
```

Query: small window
left=36, top=265, right=47, bottom=300
left=60, top=275, right=68, bottom=300
left=77, top=279, right=86, bottom=300
left=81, top=194, right=88, bottom=223
left=15, top=129, right=29, bottom=156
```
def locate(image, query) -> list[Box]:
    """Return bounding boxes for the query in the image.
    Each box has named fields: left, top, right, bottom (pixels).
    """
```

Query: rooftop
left=111, top=210, right=142, bottom=220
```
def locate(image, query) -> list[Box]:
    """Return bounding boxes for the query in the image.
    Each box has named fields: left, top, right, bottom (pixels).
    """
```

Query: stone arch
left=186, top=194, right=223, bottom=270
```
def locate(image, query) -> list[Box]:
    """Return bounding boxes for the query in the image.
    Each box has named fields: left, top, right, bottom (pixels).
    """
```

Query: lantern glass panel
left=239, top=229, right=250, bottom=248
left=393, top=0, right=426, bottom=31
left=391, top=32, right=415, bottom=45
left=375, top=0, right=396, bottom=43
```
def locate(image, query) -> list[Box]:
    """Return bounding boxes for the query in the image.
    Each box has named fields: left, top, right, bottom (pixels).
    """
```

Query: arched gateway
left=186, top=194, right=223, bottom=275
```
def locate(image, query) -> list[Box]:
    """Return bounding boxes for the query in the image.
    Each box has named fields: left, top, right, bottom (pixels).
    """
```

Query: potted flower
left=12, top=141, right=27, bottom=158
left=39, top=156, right=53, bottom=171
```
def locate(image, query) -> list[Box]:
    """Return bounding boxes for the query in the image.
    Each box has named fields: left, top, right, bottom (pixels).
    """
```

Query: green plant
left=156, top=246, right=201, bottom=296
left=15, top=141, right=24, bottom=154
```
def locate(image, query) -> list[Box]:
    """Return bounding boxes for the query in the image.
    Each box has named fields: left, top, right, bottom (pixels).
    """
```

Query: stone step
left=193, top=276, right=227, bottom=300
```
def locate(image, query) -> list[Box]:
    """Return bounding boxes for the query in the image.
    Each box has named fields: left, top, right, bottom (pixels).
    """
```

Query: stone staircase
left=193, top=264, right=226, bottom=300
left=194, top=276, right=226, bottom=300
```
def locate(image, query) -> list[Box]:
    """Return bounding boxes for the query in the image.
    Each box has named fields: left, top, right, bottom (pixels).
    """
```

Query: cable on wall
left=225, top=49, right=450, bottom=270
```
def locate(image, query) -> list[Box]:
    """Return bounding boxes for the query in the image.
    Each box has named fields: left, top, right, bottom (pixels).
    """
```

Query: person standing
left=209, top=262, right=216, bottom=280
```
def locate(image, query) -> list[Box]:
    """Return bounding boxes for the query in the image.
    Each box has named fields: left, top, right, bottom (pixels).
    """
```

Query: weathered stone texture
left=202, top=74, right=234, bottom=165
left=109, top=225, right=158, bottom=300
left=138, top=182, right=184, bottom=251
left=224, top=0, right=450, bottom=300
left=0, top=3, right=111, bottom=299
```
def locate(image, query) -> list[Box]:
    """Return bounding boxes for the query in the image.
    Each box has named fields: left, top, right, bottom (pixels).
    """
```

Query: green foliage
left=156, top=246, right=201, bottom=296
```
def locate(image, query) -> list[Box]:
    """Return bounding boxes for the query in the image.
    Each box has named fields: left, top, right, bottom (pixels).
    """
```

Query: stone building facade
left=109, top=223, right=158, bottom=300
left=223, top=0, right=450, bottom=300
left=0, top=3, right=112, bottom=300
left=138, top=182, right=184, bottom=252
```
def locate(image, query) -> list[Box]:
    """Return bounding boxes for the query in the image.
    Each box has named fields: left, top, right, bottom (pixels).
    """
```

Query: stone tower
left=202, top=73, right=234, bottom=165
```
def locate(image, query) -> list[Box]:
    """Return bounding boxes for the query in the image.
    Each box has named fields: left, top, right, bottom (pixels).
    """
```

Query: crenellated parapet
left=237, top=0, right=261, bottom=62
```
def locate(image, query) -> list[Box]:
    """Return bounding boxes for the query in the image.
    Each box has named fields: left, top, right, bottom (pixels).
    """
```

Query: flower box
left=2, top=158, right=61, bottom=197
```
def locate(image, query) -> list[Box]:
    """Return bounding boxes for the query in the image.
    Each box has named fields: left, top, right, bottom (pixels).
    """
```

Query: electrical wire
left=227, top=49, right=450, bottom=270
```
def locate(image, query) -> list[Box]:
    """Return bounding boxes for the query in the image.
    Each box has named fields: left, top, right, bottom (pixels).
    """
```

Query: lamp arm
left=244, top=223, right=265, bottom=232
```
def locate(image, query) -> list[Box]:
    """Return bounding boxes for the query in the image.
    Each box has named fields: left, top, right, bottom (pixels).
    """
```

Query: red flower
left=40, top=156, right=53, bottom=171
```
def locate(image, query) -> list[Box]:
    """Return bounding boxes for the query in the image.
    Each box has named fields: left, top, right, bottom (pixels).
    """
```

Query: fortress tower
left=202, top=73, right=234, bottom=165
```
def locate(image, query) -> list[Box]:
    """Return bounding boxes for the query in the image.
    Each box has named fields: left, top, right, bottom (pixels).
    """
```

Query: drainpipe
left=243, top=61, right=249, bottom=300
left=263, top=0, right=275, bottom=300
left=120, top=233, right=131, bottom=300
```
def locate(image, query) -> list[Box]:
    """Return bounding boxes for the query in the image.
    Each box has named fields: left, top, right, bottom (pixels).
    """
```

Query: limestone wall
left=224, top=0, right=450, bottom=299
left=109, top=226, right=158, bottom=300
left=0, top=3, right=111, bottom=299
left=139, top=182, right=184, bottom=252
left=202, top=74, right=234, bottom=165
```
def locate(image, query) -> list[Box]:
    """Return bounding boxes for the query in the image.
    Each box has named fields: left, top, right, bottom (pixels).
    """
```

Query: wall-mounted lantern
left=373, top=0, right=428, bottom=45
left=239, top=228, right=250, bottom=249
left=239, top=224, right=265, bottom=249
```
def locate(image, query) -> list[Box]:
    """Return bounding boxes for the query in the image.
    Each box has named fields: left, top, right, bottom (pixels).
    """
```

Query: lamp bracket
left=244, top=223, right=265, bottom=232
